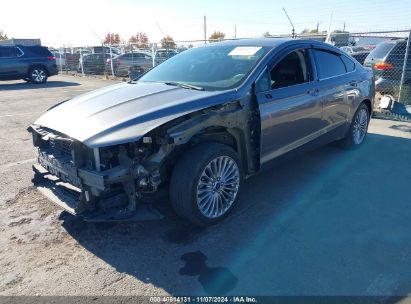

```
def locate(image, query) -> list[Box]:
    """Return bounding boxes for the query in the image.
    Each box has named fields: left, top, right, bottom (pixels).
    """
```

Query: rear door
left=313, top=49, right=356, bottom=130
left=0, top=47, right=25, bottom=78
left=255, top=47, right=323, bottom=164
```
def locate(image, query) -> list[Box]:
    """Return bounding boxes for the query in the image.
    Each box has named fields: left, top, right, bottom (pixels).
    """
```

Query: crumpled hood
left=34, top=82, right=237, bottom=147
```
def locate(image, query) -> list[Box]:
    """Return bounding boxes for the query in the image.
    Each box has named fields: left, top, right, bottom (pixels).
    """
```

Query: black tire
left=170, top=142, right=243, bottom=226
left=29, top=66, right=48, bottom=84
left=340, top=103, right=370, bottom=149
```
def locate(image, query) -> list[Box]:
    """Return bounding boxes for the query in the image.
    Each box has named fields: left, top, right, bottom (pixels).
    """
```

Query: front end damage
left=29, top=124, right=167, bottom=221
left=28, top=99, right=259, bottom=221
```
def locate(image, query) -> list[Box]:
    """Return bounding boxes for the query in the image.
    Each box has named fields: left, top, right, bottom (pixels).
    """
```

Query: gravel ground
left=1, top=75, right=411, bottom=297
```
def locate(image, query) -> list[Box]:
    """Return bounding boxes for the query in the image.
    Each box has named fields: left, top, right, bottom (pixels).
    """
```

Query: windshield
left=139, top=45, right=269, bottom=90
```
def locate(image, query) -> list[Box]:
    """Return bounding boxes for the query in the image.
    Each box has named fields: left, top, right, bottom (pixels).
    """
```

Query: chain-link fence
left=49, top=43, right=181, bottom=79
left=47, top=29, right=411, bottom=110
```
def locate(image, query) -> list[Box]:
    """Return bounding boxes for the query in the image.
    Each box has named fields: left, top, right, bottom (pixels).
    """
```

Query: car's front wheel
left=170, top=142, right=243, bottom=226
left=341, top=103, right=370, bottom=148
left=29, top=67, right=48, bottom=84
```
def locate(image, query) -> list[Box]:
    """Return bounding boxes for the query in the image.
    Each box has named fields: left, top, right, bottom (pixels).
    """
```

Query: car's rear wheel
left=170, top=142, right=243, bottom=226
left=341, top=103, right=370, bottom=148
left=29, top=67, right=48, bottom=84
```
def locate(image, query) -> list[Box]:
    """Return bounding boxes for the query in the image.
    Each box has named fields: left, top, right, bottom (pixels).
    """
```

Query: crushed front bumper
left=29, top=124, right=163, bottom=221
left=32, top=163, right=163, bottom=222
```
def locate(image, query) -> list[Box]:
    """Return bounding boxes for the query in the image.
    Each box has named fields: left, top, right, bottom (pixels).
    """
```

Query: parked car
left=92, top=46, right=121, bottom=56
left=65, top=53, right=81, bottom=71
left=79, top=53, right=115, bottom=74
left=0, top=45, right=58, bottom=83
left=155, top=49, right=178, bottom=63
left=29, top=38, right=374, bottom=226
left=51, top=51, right=67, bottom=69
left=340, top=46, right=370, bottom=65
left=364, top=39, right=411, bottom=94
left=351, top=51, right=371, bottom=65
left=107, top=52, right=154, bottom=76
left=340, top=46, right=367, bottom=54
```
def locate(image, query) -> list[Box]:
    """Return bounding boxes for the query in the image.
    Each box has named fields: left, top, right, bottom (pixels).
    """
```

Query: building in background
left=0, top=38, right=41, bottom=46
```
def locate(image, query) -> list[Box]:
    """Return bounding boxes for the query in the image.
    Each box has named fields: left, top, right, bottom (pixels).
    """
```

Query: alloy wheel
left=352, top=108, right=368, bottom=145
left=31, top=69, right=46, bottom=83
left=196, top=156, right=240, bottom=219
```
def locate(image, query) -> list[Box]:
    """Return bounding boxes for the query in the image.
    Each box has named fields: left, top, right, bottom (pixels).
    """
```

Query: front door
left=255, top=48, right=323, bottom=164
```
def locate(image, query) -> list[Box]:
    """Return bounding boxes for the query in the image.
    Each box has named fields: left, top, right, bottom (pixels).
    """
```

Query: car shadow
left=61, top=133, right=411, bottom=297
left=390, top=124, right=411, bottom=133
left=0, top=81, right=80, bottom=91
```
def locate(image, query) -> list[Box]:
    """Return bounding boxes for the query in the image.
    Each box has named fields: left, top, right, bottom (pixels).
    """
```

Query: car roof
left=200, top=38, right=337, bottom=50
left=0, top=45, right=45, bottom=48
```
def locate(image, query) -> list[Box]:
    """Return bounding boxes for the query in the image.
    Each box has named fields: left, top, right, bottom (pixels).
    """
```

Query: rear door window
left=341, top=55, right=356, bottom=72
left=314, top=49, right=346, bottom=79
left=0, top=47, right=20, bottom=58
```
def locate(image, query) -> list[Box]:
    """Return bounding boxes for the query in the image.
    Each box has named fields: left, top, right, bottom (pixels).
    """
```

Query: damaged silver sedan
left=28, top=39, right=374, bottom=226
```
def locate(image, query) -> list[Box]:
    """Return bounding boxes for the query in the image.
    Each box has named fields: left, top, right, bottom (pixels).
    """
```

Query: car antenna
left=156, top=22, right=170, bottom=57
left=325, top=10, right=334, bottom=45
left=283, top=8, right=295, bottom=38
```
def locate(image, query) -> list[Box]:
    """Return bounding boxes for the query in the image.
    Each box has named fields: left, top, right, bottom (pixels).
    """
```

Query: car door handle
left=350, top=81, right=358, bottom=87
left=265, top=93, right=273, bottom=99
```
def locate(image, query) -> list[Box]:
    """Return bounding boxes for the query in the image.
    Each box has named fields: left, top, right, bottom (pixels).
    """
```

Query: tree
left=0, top=30, right=8, bottom=40
left=160, top=36, right=176, bottom=49
left=104, top=32, right=121, bottom=45
left=209, top=31, right=225, bottom=42
left=129, top=35, right=137, bottom=44
left=262, top=31, right=272, bottom=37
left=129, top=32, right=149, bottom=48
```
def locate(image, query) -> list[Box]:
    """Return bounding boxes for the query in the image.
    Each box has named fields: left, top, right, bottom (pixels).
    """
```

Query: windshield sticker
left=228, top=47, right=262, bottom=56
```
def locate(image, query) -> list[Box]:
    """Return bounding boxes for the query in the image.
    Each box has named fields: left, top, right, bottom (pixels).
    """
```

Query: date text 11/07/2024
left=149, top=296, right=258, bottom=303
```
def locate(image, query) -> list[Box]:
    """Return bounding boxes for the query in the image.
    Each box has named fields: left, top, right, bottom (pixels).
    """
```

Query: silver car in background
left=108, top=51, right=154, bottom=76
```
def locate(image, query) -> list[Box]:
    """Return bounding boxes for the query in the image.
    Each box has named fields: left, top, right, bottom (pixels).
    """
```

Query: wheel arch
left=146, top=101, right=258, bottom=180
left=361, top=98, right=373, bottom=118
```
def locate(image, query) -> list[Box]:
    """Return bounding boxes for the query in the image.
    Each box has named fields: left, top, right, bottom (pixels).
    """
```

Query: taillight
left=374, top=62, right=393, bottom=70
left=47, top=56, right=56, bottom=60
left=106, top=58, right=111, bottom=64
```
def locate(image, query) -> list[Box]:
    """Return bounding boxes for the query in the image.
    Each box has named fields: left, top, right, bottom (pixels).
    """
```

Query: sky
left=1, top=0, right=411, bottom=47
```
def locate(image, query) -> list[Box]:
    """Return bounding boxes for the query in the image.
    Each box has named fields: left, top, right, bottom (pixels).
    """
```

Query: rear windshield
left=27, top=46, right=53, bottom=57
left=369, top=42, right=396, bottom=59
